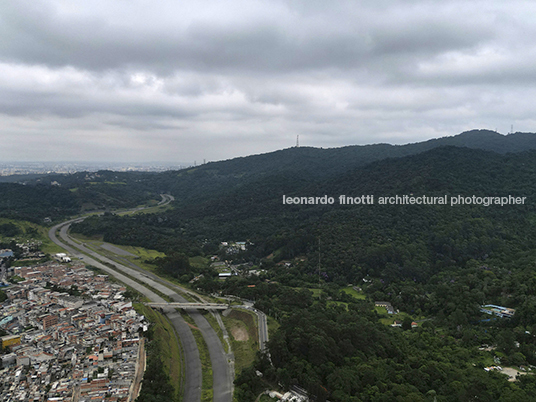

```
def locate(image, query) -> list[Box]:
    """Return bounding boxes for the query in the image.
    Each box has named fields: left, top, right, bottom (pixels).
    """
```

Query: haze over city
left=1, top=0, right=535, bottom=163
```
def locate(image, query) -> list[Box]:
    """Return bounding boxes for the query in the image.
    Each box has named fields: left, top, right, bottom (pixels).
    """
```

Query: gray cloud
left=0, top=0, right=535, bottom=163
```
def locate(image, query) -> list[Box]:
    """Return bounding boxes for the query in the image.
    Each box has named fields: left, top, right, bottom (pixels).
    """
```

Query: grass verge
left=134, top=303, right=184, bottom=401
left=0, top=218, right=64, bottom=255
left=181, top=312, right=214, bottom=402
left=267, top=315, right=280, bottom=339
left=223, top=309, right=258, bottom=375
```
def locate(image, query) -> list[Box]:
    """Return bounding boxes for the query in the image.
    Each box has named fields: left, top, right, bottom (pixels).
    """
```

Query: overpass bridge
left=146, top=302, right=229, bottom=310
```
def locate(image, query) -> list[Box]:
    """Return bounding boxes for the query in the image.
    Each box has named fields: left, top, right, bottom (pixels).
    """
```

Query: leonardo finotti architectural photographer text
left=282, top=194, right=527, bottom=207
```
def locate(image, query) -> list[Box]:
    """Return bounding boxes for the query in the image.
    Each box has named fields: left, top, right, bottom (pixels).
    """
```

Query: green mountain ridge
left=158, top=129, right=536, bottom=204
left=69, top=145, right=536, bottom=287
left=7, top=129, right=533, bottom=207
left=5, top=130, right=536, bottom=401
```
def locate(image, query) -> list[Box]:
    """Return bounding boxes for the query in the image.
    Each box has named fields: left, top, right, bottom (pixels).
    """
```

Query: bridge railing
left=145, top=302, right=229, bottom=310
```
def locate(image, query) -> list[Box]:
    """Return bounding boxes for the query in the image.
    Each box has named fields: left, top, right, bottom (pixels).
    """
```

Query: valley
left=2, top=131, right=536, bottom=401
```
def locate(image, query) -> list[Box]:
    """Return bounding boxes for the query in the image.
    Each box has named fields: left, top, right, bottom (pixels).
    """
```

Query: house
left=0, top=353, right=16, bottom=368
left=480, top=304, right=516, bottom=318
left=375, top=301, right=395, bottom=314
left=1, top=335, right=21, bottom=349
left=0, top=250, right=14, bottom=258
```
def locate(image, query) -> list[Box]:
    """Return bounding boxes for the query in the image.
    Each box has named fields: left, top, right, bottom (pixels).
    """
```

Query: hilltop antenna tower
left=296, top=135, right=299, bottom=148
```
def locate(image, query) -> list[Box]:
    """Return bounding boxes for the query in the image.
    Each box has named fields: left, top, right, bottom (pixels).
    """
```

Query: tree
left=402, top=316, right=413, bottom=331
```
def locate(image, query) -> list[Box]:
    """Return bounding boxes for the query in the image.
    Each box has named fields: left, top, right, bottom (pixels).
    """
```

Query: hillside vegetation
left=5, top=130, right=536, bottom=400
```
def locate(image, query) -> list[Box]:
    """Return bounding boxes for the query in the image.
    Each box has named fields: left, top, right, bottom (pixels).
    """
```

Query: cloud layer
left=1, top=0, right=535, bottom=162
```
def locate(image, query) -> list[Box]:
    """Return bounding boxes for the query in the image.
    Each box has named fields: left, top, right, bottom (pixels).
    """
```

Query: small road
left=158, top=194, right=174, bottom=206
left=257, top=310, right=269, bottom=353
left=49, top=195, right=232, bottom=402
left=236, top=301, right=269, bottom=353
left=130, top=338, right=146, bottom=401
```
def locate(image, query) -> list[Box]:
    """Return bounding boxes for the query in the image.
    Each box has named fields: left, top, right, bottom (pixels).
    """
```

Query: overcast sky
left=1, top=0, right=535, bottom=163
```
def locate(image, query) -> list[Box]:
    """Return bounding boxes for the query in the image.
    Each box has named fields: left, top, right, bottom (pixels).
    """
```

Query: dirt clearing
left=231, top=326, right=249, bottom=341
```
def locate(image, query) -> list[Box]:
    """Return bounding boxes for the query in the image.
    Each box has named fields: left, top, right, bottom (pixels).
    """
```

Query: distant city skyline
left=0, top=161, right=195, bottom=176
left=1, top=1, right=535, bottom=163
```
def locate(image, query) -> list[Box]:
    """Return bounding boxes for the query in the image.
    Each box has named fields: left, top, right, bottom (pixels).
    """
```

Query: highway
left=48, top=195, right=233, bottom=402
left=147, top=302, right=229, bottom=310
left=49, top=220, right=203, bottom=401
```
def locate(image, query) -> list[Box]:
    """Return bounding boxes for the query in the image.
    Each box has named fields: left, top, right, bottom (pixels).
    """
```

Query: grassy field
left=267, top=316, right=280, bottom=339
left=327, top=300, right=349, bottom=309
left=111, top=244, right=166, bottom=273
left=181, top=312, right=214, bottom=402
left=292, top=287, right=322, bottom=298
left=342, top=286, right=367, bottom=300
left=68, top=235, right=170, bottom=288
left=0, top=218, right=64, bottom=255
left=69, top=235, right=165, bottom=267
left=375, top=308, right=425, bottom=326
left=115, top=244, right=165, bottom=260
left=190, top=255, right=209, bottom=270
left=134, top=303, right=184, bottom=401
left=223, top=309, right=259, bottom=375
left=259, top=395, right=278, bottom=402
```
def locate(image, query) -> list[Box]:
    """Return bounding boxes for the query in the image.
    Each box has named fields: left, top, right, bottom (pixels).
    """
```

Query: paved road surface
left=49, top=204, right=233, bottom=401
left=49, top=220, right=203, bottom=402
left=257, top=310, right=269, bottom=353
left=130, top=338, right=146, bottom=401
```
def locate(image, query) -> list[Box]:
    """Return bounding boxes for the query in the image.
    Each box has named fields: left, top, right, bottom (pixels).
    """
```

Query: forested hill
left=151, top=129, right=536, bottom=204
left=163, top=146, right=536, bottom=233
left=72, top=145, right=536, bottom=285
left=0, top=170, right=162, bottom=222
left=8, top=129, right=536, bottom=207
left=407, top=129, right=536, bottom=154
left=7, top=131, right=536, bottom=401
left=0, top=183, right=79, bottom=222
left=3, top=129, right=536, bottom=224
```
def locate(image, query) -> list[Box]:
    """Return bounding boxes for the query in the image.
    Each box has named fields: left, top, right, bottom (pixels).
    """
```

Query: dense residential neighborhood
left=0, top=262, right=146, bottom=402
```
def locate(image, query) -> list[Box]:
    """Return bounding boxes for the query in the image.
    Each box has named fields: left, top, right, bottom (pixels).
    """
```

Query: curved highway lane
left=49, top=203, right=232, bottom=401
left=49, top=224, right=205, bottom=400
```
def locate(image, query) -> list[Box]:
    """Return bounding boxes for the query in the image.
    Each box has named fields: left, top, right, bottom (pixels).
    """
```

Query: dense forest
left=4, top=130, right=536, bottom=400
left=216, top=258, right=536, bottom=400
left=0, top=183, right=79, bottom=222
left=0, top=170, right=162, bottom=222
left=71, top=146, right=536, bottom=283
left=234, top=287, right=536, bottom=401
left=67, top=140, right=536, bottom=399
